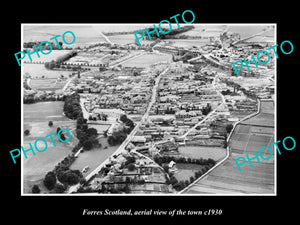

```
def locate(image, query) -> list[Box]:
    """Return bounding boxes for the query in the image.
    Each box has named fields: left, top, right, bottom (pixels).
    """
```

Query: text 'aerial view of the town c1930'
left=22, top=24, right=275, bottom=195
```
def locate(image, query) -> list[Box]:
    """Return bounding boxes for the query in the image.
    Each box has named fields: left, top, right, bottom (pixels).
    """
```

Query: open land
left=183, top=101, right=274, bottom=194
left=23, top=102, right=78, bottom=193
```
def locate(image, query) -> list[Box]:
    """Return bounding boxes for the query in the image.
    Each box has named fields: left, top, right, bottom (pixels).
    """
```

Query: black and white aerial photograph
left=21, top=24, right=275, bottom=195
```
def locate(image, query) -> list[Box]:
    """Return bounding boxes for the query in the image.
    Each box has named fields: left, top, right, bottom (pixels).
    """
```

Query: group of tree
left=64, top=92, right=101, bottom=151
left=76, top=117, right=100, bottom=151
left=24, top=41, right=63, bottom=50
left=43, top=169, right=83, bottom=193
left=221, top=89, right=232, bottom=96
left=43, top=154, right=84, bottom=193
left=31, top=184, right=41, bottom=193
left=57, top=51, right=78, bottom=64
left=106, top=114, right=135, bottom=146
left=63, top=93, right=82, bottom=120
left=44, top=51, right=77, bottom=70
left=120, top=114, right=135, bottom=134
left=167, top=175, right=186, bottom=191
left=107, top=130, right=127, bottom=146
left=165, top=164, right=213, bottom=192
left=23, top=94, right=65, bottom=104
left=43, top=171, right=57, bottom=190
left=225, top=123, right=234, bottom=133
left=88, top=113, right=108, bottom=121
left=57, top=169, right=83, bottom=186
left=154, top=155, right=216, bottom=167
left=201, top=103, right=212, bottom=116
left=127, top=163, right=136, bottom=171
left=165, top=108, right=176, bottom=114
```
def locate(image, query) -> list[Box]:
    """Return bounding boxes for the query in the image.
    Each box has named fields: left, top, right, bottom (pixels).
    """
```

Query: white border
left=21, top=23, right=277, bottom=196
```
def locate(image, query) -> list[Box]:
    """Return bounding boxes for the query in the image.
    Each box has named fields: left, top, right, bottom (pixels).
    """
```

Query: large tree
left=225, top=124, right=234, bottom=133
left=43, top=171, right=57, bottom=190
left=127, top=163, right=136, bottom=171
left=31, top=185, right=41, bottom=193
left=87, top=128, right=98, bottom=136
left=54, top=183, right=66, bottom=193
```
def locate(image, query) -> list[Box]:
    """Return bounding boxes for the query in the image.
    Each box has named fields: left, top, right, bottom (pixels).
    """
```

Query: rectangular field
left=183, top=101, right=275, bottom=194
left=24, top=64, right=74, bottom=79
left=119, top=53, right=172, bottom=68
left=23, top=101, right=69, bottom=122
left=24, top=50, right=72, bottom=63
left=178, top=146, right=227, bottom=161
left=108, top=34, right=135, bottom=45
left=30, top=78, right=68, bottom=91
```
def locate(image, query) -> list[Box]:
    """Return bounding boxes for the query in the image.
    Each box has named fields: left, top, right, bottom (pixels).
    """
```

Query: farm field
left=23, top=101, right=78, bottom=193
left=178, top=146, right=227, bottom=161
left=232, top=77, right=273, bottom=89
left=30, top=78, right=68, bottom=91
left=240, top=101, right=274, bottom=127
left=108, top=34, right=135, bottom=45
left=230, top=125, right=274, bottom=156
left=178, top=24, right=226, bottom=37
left=23, top=102, right=78, bottom=193
left=23, top=50, right=72, bottom=63
left=24, top=64, right=74, bottom=79
left=23, top=101, right=70, bottom=122
left=167, top=39, right=211, bottom=48
left=173, top=163, right=206, bottom=182
left=182, top=100, right=275, bottom=194
left=119, top=53, right=172, bottom=68
left=23, top=25, right=107, bottom=48
left=67, top=52, right=110, bottom=65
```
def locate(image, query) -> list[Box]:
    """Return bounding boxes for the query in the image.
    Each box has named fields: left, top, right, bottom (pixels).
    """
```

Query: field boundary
left=179, top=99, right=262, bottom=194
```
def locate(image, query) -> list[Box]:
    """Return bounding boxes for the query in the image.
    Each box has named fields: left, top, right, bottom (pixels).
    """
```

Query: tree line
left=145, top=25, right=194, bottom=40
left=34, top=93, right=96, bottom=193
left=154, top=155, right=216, bottom=167
left=154, top=155, right=216, bottom=192
left=107, top=114, right=135, bottom=146
left=45, top=51, right=77, bottom=70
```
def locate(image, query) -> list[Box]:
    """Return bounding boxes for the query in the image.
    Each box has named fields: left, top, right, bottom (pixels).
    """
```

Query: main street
left=68, top=65, right=169, bottom=193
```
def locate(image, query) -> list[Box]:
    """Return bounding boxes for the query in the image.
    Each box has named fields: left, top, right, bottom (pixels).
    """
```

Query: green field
left=23, top=101, right=78, bottom=193
left=23, top=102, right=70, bottom=122
left=178, top=146, right=227, bottom=161
left=24, top=63, right=73, bottom=79
left=167, top=39, right=210, bottom=48
left=23, top=25, right=106, bottom=48
left=109, top=34, right=135, bottom=45
left=183, top=101, right=275, bottom=194
left=24, top=50, right=72, bottom=63
left=69, top=137, right=120, bottom=178
left=173, top=163, right=206, bottom=182
left=119, top=53, right=172, bottom=68
left=30, top=78, right=68, bottom=91
left=23, top=120, right=77, bottom=193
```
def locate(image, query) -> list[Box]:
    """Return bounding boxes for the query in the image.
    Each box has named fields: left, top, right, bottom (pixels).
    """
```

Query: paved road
left=180, top=74, right=225, bottom=138
left=68, top=66, right=170, bottom=193
left=98, top=31, right=113, bottom=45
